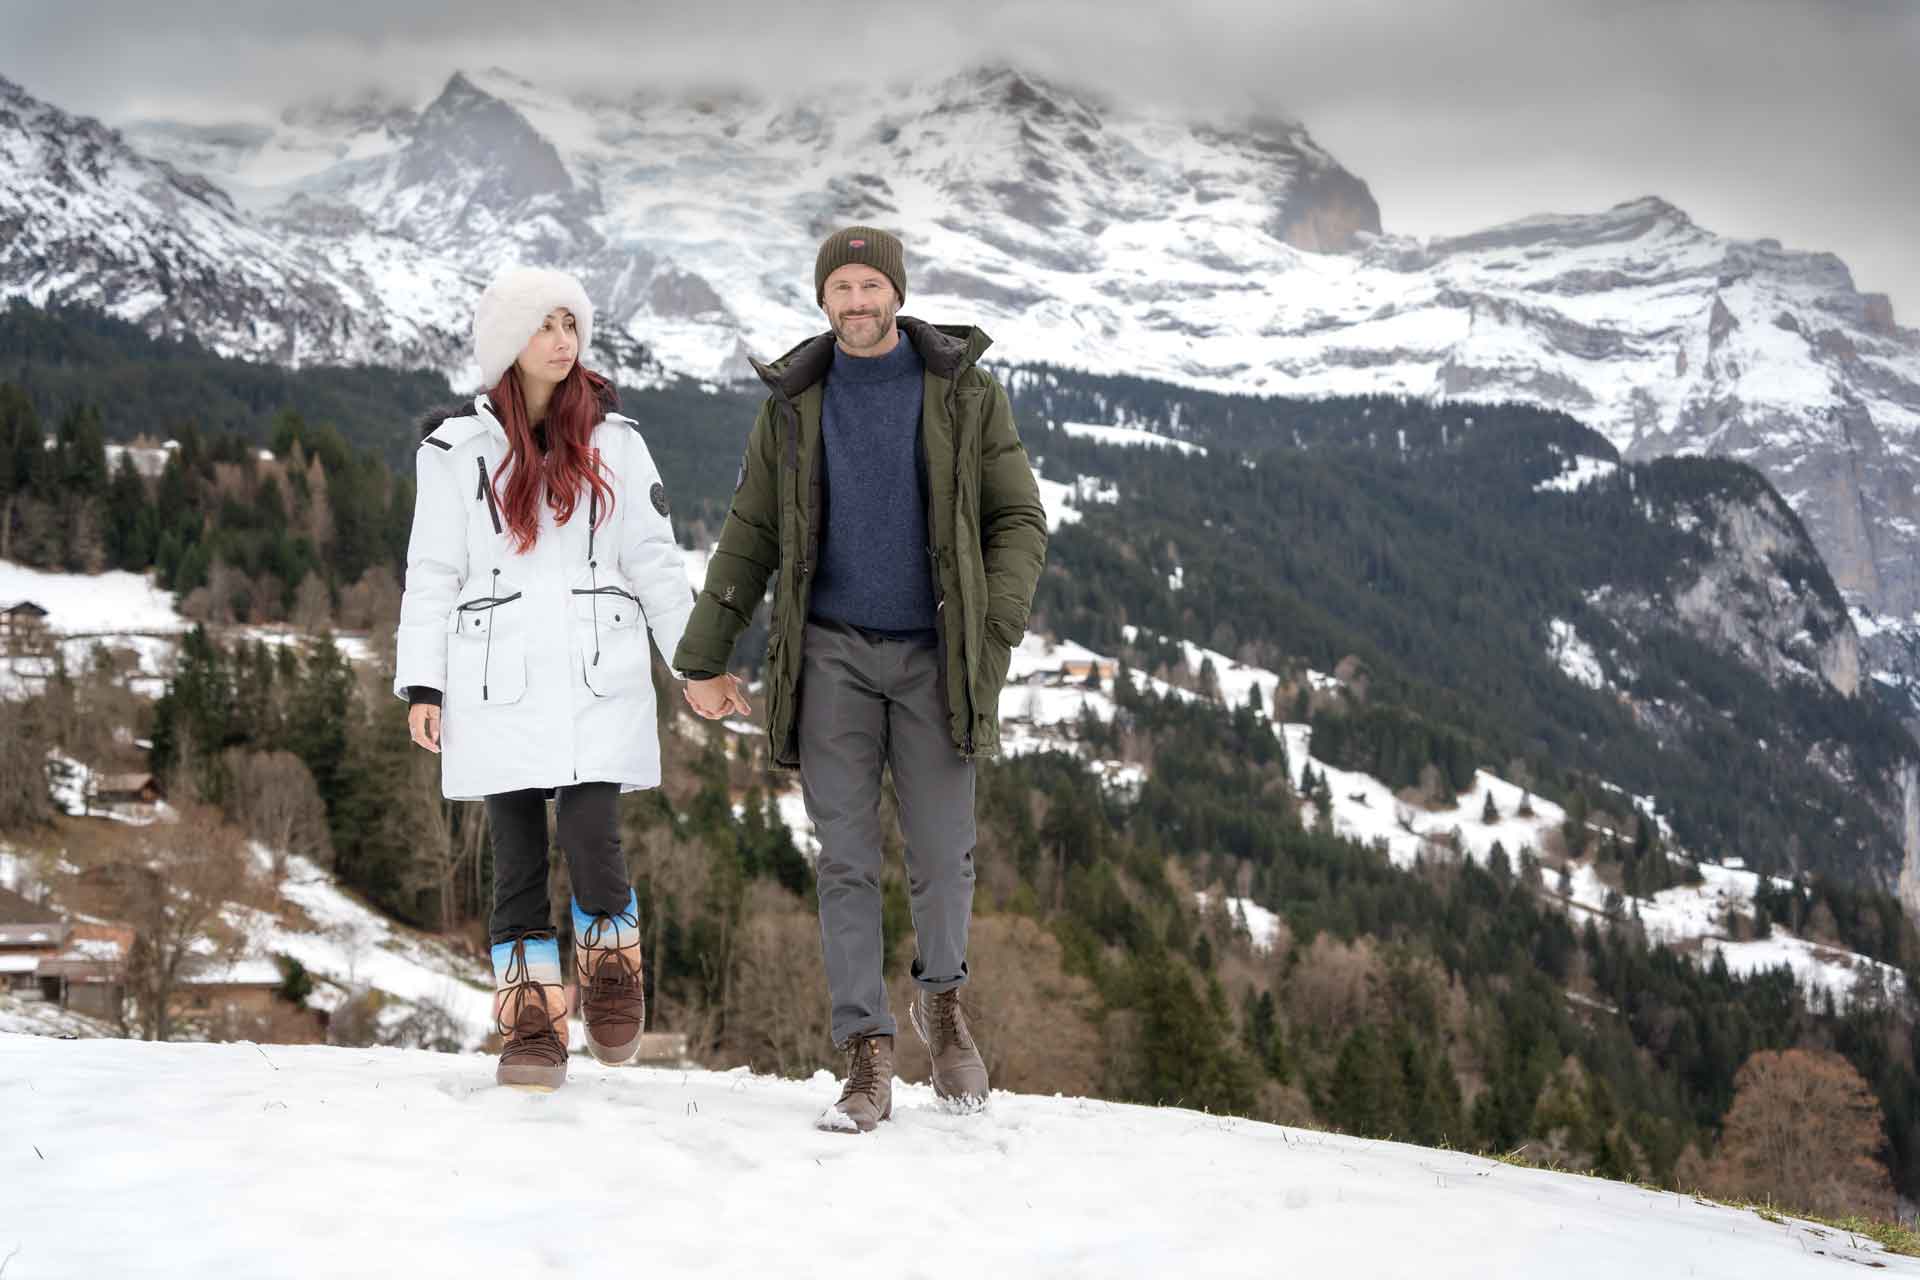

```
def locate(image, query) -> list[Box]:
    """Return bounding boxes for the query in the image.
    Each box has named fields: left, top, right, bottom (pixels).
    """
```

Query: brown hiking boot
left=573, top=901, right=645, bottom=1065
left=816, top=1034, right=893, bottom=1134
left=911, top=988, right=989, bottom=1112
left=492, top=935, right=569, bottom=1092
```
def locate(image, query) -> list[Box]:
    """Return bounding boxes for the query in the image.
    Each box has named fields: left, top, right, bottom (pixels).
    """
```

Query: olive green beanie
left=814, top=226, right=907, bottom=306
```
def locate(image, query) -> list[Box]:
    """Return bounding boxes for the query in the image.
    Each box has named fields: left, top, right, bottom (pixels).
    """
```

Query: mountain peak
left=423, top=70, right=497, bottom=122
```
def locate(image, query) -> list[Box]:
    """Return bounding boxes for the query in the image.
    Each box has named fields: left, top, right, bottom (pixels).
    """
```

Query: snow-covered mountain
left=6, top=64, right=1919, bottom=625
left=0, top=76, right=478, bottom=376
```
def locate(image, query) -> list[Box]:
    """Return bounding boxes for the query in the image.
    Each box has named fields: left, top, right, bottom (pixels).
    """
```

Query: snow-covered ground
left=225, top=847, right=494, bottom=1048
left=1705, top=934, right=1910, bottom=1009
left=1536, top=454, right=1621, bottom=493
left=1284, top=723, right=1570, bottom=871
left=1546, top=618, right=1608, bottom=690
left=2, top=1034, right=1906, bottom=1278
left=1194, top=893, right=1283, bottom=951
left=0, top=560, right=188, bottom=634
left=1035, top=473, right=1120, bottom=530
left=1058, top=420, right=1209, bottom=456
left=0, top=561, right=394, bottom=698
left=0, top=992, right=116, bottom=1039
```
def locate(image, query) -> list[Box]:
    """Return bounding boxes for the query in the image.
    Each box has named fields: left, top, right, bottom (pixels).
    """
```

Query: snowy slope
left=0, top=560, right=385, bottom=698
left=2, top=1034, right=1909, bottom=1278
left=988, top=625, right=1906, bottom=1014
left=229, top=849, right=495, bottom=1048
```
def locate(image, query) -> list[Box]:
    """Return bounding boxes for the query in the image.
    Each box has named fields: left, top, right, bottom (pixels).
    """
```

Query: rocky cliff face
left=1667, top=493, right=1861, bottom=698
left=1590, top=475, right=1861, bottom=700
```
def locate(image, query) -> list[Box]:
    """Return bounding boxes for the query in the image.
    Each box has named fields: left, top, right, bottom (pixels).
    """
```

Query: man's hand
left=684, top=674, right=752, bottom=720
left=408, top=703, right=442, bottom=753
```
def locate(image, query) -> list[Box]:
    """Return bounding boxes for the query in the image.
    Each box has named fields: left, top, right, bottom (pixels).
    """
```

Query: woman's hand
left=408, top=703, right=443, bottom=753
left=684, top=674, right=752, bottom=720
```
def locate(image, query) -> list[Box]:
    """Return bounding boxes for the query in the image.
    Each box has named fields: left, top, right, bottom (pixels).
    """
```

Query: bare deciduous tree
left=888, top=913, right=1103, bottom=1097
left=0, top=695, right=53, bottom=831
left=723, top=881, right=835, bottom=1077
left=290, top=572, right=332, bottom=633
left=401, top=747, right=461, bottom=934
left=1702, top=1047, right=1896, bottom=1219
left=106, top=804, right=257, bottom=1042
left=339, top=565, right=401, bottom=637
left=1284, top=931, right=1382, bottom=1033
left=221, top=749, right=334, bottom=878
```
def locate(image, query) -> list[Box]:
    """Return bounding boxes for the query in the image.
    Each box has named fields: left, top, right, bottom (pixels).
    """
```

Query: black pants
left=485, top=782, right=628, bottom=943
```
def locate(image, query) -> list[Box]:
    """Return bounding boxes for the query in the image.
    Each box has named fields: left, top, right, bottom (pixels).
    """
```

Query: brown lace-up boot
left=816, top=1034, right=894, bottom=1133
left=911, top=988, right=989, bottom=1112
left=491, top=934, right=570, bottom=1091
left=572, top=894, right=645, bottom=1065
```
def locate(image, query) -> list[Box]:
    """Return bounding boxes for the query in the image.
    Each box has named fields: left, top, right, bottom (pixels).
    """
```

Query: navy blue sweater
left=807, top=334, right=938, bottom=634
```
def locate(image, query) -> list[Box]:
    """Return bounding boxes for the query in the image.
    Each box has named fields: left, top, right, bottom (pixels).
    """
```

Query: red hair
left=485, top=362, right=618, bottom=555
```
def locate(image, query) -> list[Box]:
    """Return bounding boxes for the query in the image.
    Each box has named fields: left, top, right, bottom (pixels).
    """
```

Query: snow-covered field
left=226, top=848, right=495, bottom=1048
left=0, top=560, right=187, bottom=635
left=1058, top=420, right=1209, bottom=456
left=1194, top=893, right=1283, bottom=951
left=0, top=561, right=397, bottom=697
left=2, top=1034, right=1907, bottom=1278
left=0, top=992, right=115, bottom=1038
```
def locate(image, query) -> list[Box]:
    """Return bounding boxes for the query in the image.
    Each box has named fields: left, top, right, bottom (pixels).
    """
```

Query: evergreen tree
left=1327, top=1023, right=1407, bottom=1138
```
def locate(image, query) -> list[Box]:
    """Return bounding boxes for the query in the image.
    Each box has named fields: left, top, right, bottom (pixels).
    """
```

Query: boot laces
left=497, top=934, right=567, bottom=1066
left=504, top=995, right=568, bottom=1067
left=841, top=1037, right=884, bottom=1103
left=576, top=908, right=643, bottom=1025
left=932, top=989, right=962, bottom=1037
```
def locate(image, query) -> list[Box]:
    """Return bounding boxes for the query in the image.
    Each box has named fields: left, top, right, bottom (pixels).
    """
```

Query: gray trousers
left=798, top=619, right=977, bottom=1047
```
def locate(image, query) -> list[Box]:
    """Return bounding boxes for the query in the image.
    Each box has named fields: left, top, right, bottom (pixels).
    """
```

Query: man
left=674, top=226, right=1047, bottom=1133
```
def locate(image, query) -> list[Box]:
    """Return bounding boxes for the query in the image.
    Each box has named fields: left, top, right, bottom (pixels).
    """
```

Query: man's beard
left=830, top=301, right=898, bottom=351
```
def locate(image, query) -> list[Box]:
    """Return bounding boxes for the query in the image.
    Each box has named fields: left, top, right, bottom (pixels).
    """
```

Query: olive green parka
left=671, top=317, right=1048, bottom=768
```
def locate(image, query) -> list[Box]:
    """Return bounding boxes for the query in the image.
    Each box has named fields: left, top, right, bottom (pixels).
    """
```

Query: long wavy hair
left=485, top=361, right=618, bottom=555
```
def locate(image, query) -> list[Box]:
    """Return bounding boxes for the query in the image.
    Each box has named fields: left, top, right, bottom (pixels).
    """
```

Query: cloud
left=4, top=0, right=1915, bottom=312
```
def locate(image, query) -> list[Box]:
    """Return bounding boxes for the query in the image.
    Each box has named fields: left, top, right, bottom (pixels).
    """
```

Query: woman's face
left=514, top=308, right=578, bottom=390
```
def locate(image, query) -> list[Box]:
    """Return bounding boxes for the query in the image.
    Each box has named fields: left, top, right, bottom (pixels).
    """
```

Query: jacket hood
left=748, top=316, right=993, bottom=400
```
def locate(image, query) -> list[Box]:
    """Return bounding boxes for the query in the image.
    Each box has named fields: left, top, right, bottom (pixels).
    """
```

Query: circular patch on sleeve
left=650, top=481, right=671, bottom=517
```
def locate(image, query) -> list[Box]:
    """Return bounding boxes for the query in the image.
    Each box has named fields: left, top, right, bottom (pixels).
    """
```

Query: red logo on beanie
left=849, top=239, right=866, bottom=248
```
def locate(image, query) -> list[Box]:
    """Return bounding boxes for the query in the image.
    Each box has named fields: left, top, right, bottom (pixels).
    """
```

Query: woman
left=393, top=265, right=694, bottom=1090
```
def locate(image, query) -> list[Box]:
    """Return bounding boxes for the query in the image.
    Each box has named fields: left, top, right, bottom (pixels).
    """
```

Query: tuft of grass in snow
left=1726, top=1205, right=1920, bottom=1258
left=1807, top=1214, right=1920, bottom=1257
left=1479, top=1148, right=1919, bottom=1256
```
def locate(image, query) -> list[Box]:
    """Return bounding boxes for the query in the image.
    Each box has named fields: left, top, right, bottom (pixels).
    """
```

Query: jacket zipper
left=482, top=568, right=501, bottom=700
left=476, top=457, right=502, bottom=535
left=945, top=376, right=976, bottom=755
left=587, top=482, right=601, bottom=666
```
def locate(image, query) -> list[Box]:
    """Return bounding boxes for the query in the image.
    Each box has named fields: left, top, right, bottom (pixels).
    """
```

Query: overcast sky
left=6, top=0, right=1915, bottom=317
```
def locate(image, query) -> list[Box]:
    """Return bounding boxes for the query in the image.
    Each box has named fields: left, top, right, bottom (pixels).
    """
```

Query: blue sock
left=572, top=889, right=640, bottom=950
left=491, top=936, right=562, bottom=987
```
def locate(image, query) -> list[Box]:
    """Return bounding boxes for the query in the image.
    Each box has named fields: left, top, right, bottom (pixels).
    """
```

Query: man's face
left=822, top=263, right=900, bottom=354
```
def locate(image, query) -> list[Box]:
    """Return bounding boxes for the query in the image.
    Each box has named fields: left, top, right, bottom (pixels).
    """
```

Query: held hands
left=684, top=673, right=753, bottom=720
left=407, top=703, right=442, bottom=754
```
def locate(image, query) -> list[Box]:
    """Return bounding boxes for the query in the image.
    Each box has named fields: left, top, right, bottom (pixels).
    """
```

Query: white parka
left=392, top=395, right=693, bottom=800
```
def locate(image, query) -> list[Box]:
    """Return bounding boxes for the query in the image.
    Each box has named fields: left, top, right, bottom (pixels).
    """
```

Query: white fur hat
left=472, top=265, right=595, bottom=388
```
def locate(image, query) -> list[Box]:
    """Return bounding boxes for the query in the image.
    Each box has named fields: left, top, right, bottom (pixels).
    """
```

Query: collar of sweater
left=829, top=332, right=923, bottom=384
